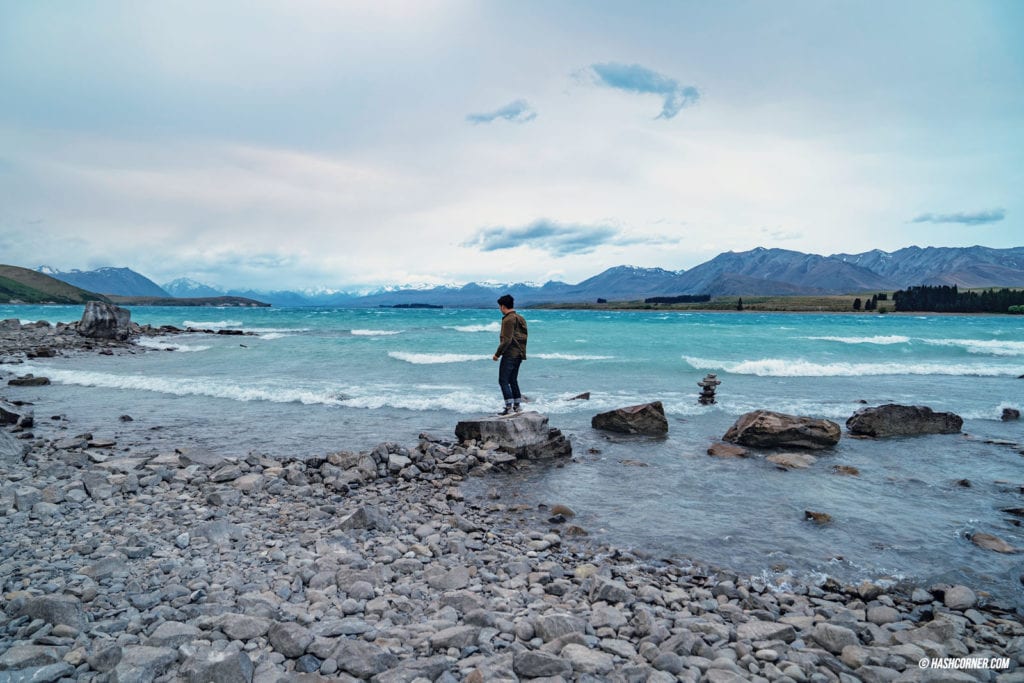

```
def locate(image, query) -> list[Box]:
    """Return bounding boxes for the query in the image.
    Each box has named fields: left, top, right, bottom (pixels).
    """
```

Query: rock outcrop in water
left=846, top=404, right=963, bottom=437
left=77, top=302, right=132, bottom=341
left=454, top=411, right=572, bottom=460
left=591, top=401, right=669, bottom=435
left=723, top=410, right=841, bottom=450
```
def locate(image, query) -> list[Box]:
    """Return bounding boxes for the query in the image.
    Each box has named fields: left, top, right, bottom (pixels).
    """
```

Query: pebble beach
left=2, top=320, right=1023, bottom=683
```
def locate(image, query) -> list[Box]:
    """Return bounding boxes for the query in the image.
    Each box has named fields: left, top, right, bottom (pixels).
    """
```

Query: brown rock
left=708, top=442, right=749, bottom=458
left=591, top=401, right=668, bottom=436
left=549, top=504, right=575, bottom=517
left=767, top=453, right=817, bottom=470
left=723, top=410, right=841, bottom=450
left=805, top=510, right=832, bottom=524
left=832, top=465, right=860, bottom=476
left=970, top=532, right=1018, bottom=553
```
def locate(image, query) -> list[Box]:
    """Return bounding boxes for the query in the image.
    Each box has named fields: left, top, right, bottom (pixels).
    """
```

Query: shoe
left=513, top=404, right=522, bottom=413
left=498, top=406, right=512, bottom=416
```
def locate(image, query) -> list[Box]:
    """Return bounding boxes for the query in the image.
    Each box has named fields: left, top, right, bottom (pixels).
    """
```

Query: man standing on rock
left=493, top=294, right=528, bottom=415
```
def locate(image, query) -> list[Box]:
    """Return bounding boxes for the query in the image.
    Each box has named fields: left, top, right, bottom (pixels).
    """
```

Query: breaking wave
left=387, top=352, right=486, bottom=364
left=182, top=320, right=242, bottom=329
left=446, top=322, right=501, bottom=333
left=17, top=366, right=344, bottom=405
left=682, top=356, right=1015, bottom=377
left=806, top=335, right=911, bottom=345
left=351, top=329, right=403, bottom=336
left=921, top=338, right=1024, bottom=357
left=135, top=338, right=211, bottom=353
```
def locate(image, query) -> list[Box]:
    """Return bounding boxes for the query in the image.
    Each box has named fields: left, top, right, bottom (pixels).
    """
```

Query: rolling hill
left=0, top=265, right=112, bottom=304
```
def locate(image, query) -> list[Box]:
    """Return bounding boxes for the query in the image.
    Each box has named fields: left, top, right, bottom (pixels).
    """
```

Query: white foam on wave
left=682, top=356, right=1014, bottom=377
left=958, top=401, right=1024, bottom=421
left=339, top=388, right=493, bottom=413
left=351, top=329, right=402, bottom=336
left=446, top=322, right=500, bottom=333
left=258, top=332, right=290, bottom=340
left=807, top=335, right=910, bottom=345
left=183, top=320, right=242, bottom=329
left=921, top=338, right=1024, bottom=356
left=19, top=365, right=345, bottom=406
left=246, top=327, right=309, bottom=333
left=534, top=353, right=614, bottom=361
left=388, top=351, right=486, bottom=364
left=135, top=338, right=211, bottom=353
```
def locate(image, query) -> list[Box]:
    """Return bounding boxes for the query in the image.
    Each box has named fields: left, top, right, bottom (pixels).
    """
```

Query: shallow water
left=3, top=304, right=1022, bottom=606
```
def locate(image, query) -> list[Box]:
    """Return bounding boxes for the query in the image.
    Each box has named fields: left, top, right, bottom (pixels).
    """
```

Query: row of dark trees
left=853, top=293, right=889, bottom=311
left=891, top=285, right=1024, bottom=313
left=643, top=295, right=711, bottom=304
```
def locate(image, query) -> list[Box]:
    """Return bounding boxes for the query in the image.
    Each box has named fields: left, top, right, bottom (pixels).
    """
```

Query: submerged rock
left=707, top=442, right=749, bottom=458
left=805, top=510, right=832, bottom=524
left=846, top=403, right=963, bottom=437
left=723, top=410, right=841, bottom=450
left=767, top=452, right=817, bottom=469
left=970, top=532, right=1018, bottom=553
left=1002, top=407, right=1020, bottom=421
left=591, top=401, right=668, bottom=435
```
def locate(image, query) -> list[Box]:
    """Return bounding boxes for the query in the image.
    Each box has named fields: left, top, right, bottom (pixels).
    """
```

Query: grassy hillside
left=0, top=265, right=111, bottom=304
left=535, top=294, right=891, bottom=313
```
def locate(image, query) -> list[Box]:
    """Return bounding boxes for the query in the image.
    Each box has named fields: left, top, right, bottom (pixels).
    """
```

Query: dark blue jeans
left=498, top=355, right=523, bottom=404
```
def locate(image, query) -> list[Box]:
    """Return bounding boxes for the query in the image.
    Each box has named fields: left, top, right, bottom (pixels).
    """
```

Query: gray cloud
left=910, top=208, right=1006, bottom=225
left=463, top=219, right=675, bottom=257
left=466, top=99, right=537, bottom=124
left=583, top=62, right=699, bottom=119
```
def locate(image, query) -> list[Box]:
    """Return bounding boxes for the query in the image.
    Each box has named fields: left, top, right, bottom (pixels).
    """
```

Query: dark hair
left=497, top=294, right=514, bottom=309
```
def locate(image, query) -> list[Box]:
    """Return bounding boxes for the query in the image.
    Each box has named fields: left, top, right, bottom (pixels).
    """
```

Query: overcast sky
left=1, top=1, right=1021, bottom=291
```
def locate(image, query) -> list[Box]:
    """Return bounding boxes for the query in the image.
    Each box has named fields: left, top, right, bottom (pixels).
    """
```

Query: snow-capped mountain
left=38, top=266, right=170, bottom=297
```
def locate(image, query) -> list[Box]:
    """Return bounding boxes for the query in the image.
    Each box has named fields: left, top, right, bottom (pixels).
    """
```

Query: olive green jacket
left=495, top=311, right=528, bottom=359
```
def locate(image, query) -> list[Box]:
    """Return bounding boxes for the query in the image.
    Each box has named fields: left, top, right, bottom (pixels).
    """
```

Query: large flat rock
left=846, top=403, right=962, bottom=437
left=724, top=410, right=840, bottom=450
left=455, top=411, right=571, bottom=460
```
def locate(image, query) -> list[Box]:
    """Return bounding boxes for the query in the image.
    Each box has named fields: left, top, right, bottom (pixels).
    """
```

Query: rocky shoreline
left=1, top=321, right=1023, bottom=682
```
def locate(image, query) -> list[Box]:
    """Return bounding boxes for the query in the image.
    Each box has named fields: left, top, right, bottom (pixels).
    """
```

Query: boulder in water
left=591, top=401, right=668, bottom=436
left=8, top=374, right=50, bottom=386
left=1002, top=408, right=1020, bottom=421
left=455, top=411, right=572, bottom=460
left=970, top=532, right=1017, bottom=554
left=78, top=302, right=132, bottom=341
left=723, top=410, right=840, bottom=450
left=846, top=404, right=962, bottom=437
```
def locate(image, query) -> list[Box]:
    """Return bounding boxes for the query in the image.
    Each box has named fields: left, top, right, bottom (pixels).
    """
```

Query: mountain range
left=31, top=245, right=1024, bottom=307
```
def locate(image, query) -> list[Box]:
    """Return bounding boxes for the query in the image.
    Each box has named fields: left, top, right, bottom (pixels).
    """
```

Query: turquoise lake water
left=3, top=304, right=1022, bottom=607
